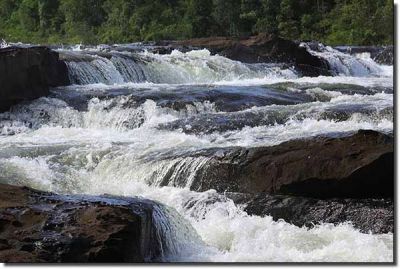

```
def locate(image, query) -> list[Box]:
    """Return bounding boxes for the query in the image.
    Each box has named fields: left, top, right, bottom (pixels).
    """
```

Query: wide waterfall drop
left=60, top=48, right=298, bottom=85
left=0, top=43, right=393, bottom=262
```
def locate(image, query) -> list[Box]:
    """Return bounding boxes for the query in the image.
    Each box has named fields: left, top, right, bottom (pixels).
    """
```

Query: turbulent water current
left=0, top=44, right=393, bottom=262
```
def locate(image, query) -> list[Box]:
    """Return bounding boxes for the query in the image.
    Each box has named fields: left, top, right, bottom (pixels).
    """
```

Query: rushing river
left=0, top=44, right=393, bottom=262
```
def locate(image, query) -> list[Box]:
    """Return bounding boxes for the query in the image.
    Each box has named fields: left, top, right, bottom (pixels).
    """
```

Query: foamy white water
left=0, top=45, right=393, bottom=262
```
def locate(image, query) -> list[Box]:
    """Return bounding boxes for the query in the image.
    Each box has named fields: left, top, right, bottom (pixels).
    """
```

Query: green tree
left=213, top=0, right=241, bottom=36
left=240, top=0, right=261, bottom=35
left=277, top=0, right=300, bottom=39
left=0, top=0, right=394, bottom=45
left=60, top=0, right=106, bottom=43
left=101, top=0, right=137, bottom=43
left=18, top=0, right=39, bottom=32
left=373, top=0, right=393, bottom=44
left=254, top=0, right=280, bottom=34
left=187, top=0, right=213, bottom=37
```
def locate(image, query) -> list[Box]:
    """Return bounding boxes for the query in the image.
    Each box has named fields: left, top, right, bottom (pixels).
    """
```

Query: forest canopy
left=0, top=0, right=393, bottom=45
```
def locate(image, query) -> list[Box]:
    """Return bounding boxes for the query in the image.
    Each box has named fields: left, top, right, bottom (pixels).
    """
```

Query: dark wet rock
left=0, top=46, right=69, bottom=112
left=0, top=183, right=166, bottom=262
left=374, top=46, right=393, bottom=65
left=227, top=192, right=393, bottom=234
left=163, top=130, right=393, bottom=198
left=175, top=33, right=332, bottom=77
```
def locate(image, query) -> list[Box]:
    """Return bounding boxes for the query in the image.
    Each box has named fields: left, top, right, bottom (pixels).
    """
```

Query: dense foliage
left=0, top=0, right=393, bottom=45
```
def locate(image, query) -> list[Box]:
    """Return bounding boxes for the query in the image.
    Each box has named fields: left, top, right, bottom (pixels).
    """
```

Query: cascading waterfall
left=110, top=54, right=149, bottom=82
left=61, top=48, right=298, bottom=85
left=150, top=203, right=212, bottom=261
left=60, top=44, right=391, bottom=87
left=300, top=42, right=386, bottom=77
left=66, top=55, right=125, bottom=84
left=0, top=44, right=394, bottom=262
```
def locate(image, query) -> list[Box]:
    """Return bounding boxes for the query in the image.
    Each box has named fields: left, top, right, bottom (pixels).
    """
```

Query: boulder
left=0, top=46, right=69, bottom=112
left=176, top=33, right=332, bottom=76
left=227, top=192, right=393, bottom=234
left=161, top=130, right=393, bottom=198
left=0, top=184, right=166, bottom=262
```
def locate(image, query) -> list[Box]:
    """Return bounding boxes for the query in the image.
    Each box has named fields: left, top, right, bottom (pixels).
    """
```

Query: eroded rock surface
left=0, top=184, right=165, bottom=262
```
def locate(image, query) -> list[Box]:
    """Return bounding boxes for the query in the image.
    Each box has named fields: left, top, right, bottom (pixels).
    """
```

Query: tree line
left=0, top=0, right=393, bottom=45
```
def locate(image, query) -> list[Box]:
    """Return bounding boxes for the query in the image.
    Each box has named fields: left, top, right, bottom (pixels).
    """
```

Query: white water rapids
left=0, top=45, right=393, bottom=262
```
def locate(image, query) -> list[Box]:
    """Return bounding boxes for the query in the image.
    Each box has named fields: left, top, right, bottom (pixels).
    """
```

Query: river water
left=0, top=44, right=393, bottom=262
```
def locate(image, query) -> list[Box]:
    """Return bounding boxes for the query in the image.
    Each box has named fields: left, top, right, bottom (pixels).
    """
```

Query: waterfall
left=60, top=49, right=298, bottom=85
left=60, top=44, right=391, bottom=86
left=110, top=54, right=149, bottom=82
left=150, top=203, right=208, bottom=261
left=301, top=42, right=385, bottom=77
left=66, top=55, right=124, bottom=84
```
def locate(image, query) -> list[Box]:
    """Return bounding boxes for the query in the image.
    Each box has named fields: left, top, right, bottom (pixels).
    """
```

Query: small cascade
left=301, top=43, right=384, bottom=77
left=151, top=203, right=207, bottom=261
left=66, top=55, right=124, bottom=84
left=147, top=156, right=212, bottom=188
left=110, top=54, right=149, bottom=82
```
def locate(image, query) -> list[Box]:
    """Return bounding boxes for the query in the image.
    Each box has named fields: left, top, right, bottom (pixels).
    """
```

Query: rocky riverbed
left=0, top=35, right=394, bottom=262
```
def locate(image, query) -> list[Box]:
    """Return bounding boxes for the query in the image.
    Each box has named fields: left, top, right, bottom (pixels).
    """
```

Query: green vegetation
left=0, top=0, right=393, bottom=45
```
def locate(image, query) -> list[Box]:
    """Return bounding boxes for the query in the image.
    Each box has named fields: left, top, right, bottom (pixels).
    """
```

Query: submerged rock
left=161, top=130, right=393, bottom=199
left=176, top=33, right=332, bottom=76
left=227, top=192, right=393, bottom=234
left=0, top=184, right=166, bottom=262
left=0, top=46, right=69, bottom=112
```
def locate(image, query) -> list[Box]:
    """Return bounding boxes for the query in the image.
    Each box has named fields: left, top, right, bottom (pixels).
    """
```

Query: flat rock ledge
left=161, top=130, right=393, bottom=199
left=0, top=184, right=165, bottom=263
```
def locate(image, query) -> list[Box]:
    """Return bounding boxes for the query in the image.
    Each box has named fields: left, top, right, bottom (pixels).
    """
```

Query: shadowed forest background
left=0, top=0, right=393, bottom=45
